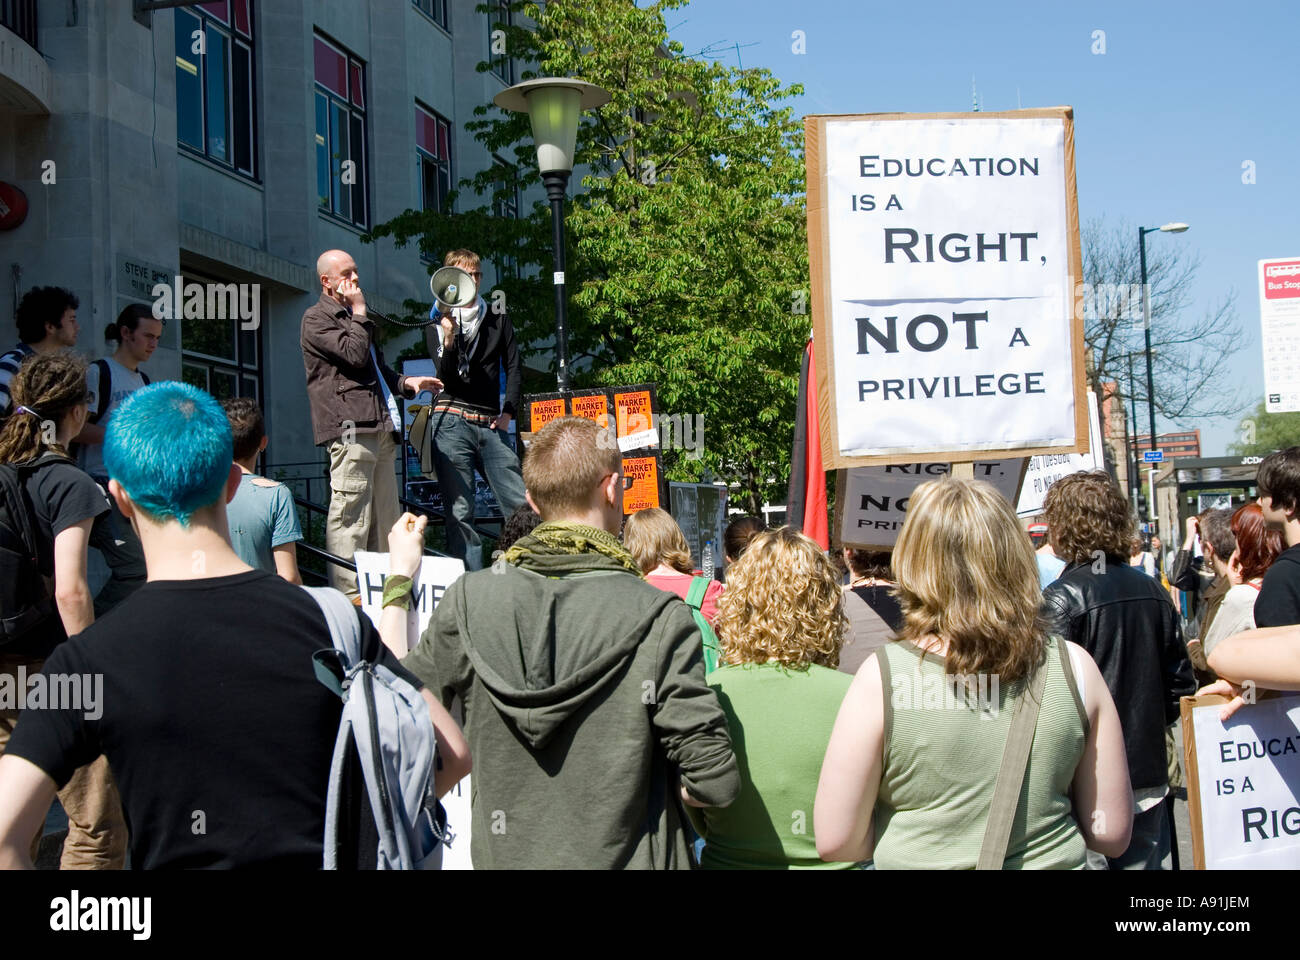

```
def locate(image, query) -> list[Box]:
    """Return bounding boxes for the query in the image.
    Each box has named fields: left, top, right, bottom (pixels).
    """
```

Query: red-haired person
left=1200, top=503, right=1283, bottom=658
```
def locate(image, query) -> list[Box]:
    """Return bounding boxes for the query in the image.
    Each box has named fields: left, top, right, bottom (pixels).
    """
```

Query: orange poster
left=615, top=390, right=654, bottom=439
left=528, top=397, right=566, bottom=432
left=622, top=456, right=661, bottom=513
left=570, top=393, right=609, bottom=430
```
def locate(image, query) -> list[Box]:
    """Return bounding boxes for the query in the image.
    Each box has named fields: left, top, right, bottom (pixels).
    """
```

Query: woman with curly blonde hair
left=815, top=478, right=1133, bottom=869
left=687, top=526, right=855, bottom=869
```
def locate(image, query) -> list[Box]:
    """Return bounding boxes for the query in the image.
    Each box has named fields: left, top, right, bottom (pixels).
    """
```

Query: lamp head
left=1160, top=222, right=1190, bottom=233
left=493, top=78, right=610, bottom=175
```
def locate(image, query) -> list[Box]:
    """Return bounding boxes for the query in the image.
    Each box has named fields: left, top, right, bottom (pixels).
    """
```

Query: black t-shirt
left=1255, top=544, right=1300, bottom=628
left=851, top=584, right=904, bottom=632
left=7, top=458, right=111, bottom=659
left=6, top=570, right=418, bottom=869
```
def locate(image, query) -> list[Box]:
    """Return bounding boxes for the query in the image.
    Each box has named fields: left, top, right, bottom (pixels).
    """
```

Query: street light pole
left=543, top=171, right=572, bottom=391
left=494, top=77, right=610, bottom=393
left=1137, top=221, right=1188, bottom=538
left=1139, top=227, right=1158, bottom=459
left=1126, top=351, right=1140, bottom=510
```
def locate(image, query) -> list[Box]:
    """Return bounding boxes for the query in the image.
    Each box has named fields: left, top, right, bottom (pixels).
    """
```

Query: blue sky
left=667, top=0, right=1298, bottom=456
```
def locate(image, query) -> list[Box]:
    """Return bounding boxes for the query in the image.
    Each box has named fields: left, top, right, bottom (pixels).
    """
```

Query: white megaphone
left=430, top=266, right=478, bottom=314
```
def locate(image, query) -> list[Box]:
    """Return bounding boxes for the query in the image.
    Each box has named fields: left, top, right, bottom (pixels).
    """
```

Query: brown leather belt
left=432, top=399, right=495, bottom=427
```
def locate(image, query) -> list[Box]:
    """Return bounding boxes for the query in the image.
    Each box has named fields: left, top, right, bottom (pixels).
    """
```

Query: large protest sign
left=835, top=459, right=1026, bottom=550
left=806, top=109, right=1086, bottom=466
left=1181, top=693, right=1300, bottom=869
left=1015, top=389, right=1103, bottom=517
left=353, top=550, right=474, bottom=870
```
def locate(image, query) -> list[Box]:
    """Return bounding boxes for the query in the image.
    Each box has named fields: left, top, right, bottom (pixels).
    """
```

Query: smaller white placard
left=1015, top=390, right=1103, bottom=517
left=1189, top=695, right=1300, bottom=869
left=353, top=550, right=472, bottom=869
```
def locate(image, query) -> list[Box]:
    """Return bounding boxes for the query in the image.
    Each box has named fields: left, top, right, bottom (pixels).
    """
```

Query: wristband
left=382, top=574, right=414, bottom=610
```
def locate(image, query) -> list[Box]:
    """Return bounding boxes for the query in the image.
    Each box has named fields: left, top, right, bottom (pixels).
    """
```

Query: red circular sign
left=0, top=182, right=28, bottom=230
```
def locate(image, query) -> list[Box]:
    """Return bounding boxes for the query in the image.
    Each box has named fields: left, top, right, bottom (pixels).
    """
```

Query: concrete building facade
left=1, top=0, right=533, bottom=499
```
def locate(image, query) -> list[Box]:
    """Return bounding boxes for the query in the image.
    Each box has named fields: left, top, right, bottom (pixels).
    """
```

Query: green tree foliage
left=366, top=0, right=808, bottom=513
left=1228, top=401, right=1300, bottom=456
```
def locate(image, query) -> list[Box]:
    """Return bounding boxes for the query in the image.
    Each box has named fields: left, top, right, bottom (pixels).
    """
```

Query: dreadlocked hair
left=0, top=353, right=89, bottom=465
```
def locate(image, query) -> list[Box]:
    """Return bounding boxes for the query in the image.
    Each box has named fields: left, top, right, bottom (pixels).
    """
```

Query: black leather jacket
left=1043, top=558, right=1196, bottom=791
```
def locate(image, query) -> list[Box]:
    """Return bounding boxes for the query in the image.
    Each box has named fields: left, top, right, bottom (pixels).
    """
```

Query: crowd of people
left=1, top=265, right=1298, bottom=871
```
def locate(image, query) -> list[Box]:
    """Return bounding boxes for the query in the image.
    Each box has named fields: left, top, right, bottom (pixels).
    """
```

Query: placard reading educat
left=1182, top=693, right=1300, bottom=869
left=807, top=109, right=1085, bottom=466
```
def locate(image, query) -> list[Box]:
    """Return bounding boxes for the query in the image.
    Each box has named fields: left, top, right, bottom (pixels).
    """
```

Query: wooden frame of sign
left=831, top=458, right=1030, bottom=551
left=1180, top=694, right=1227, bottom=870
left=805, top=107, right=1088, bottom=468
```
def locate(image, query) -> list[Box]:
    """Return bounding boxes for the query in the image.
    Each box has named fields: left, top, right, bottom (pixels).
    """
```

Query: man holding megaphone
left=423, top=249, right=525, bottom=570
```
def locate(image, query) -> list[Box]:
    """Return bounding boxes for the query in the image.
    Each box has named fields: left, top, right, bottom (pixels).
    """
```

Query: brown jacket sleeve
left=302, top=306, right=375, bottom=371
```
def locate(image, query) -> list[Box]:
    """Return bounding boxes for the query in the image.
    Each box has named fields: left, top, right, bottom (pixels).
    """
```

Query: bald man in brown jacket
left=301, top=249, right=441, bottom=599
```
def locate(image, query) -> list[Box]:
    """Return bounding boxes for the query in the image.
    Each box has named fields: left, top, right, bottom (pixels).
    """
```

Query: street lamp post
left=1126, top=351, right=1140, bottom=509
left=494, top=78, right=610, bottom=392
left=1118, top=348, right=1156, bottom=512
left=1137, top=221, right=1188, bottom=536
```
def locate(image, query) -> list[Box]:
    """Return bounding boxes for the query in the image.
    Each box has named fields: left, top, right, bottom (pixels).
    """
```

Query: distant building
left=1, top=0, right=537, bottom=501
left=1128, top=429, right=1201, bottom=461
left=1100, top=380, right=1131, bottom=489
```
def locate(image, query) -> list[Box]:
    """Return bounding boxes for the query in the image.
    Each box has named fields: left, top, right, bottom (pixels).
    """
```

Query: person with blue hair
left=0, top=382, right=469, bottom=868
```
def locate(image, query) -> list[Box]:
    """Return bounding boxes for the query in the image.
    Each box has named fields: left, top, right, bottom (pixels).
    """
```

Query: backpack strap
left=89, top=359, right=111, bottom=425
left=685, top=575, right=710, bottom=610
left=302, top=585, right=365, bottom=871
left=976, top=648, right=1048, bottom=870
left=0, top=454, right=72, bottom=642
left=304, top=585, right=364, bottom=671
left=684, top=576, right=721, bottom=674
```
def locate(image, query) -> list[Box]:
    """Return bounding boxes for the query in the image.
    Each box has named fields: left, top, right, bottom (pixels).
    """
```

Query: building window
left=175, top=0, right=256, bottom=177
left=179, top=271, right=263, bottom=405
left=314, top=35, right=368, bottom=228
left=492, top=155, right=520, bottom=279
left=416, top=104, right=452, bottom=217
left=413, top=0, right=449, bottom=31
left=486, top=0, right=514, bottom=84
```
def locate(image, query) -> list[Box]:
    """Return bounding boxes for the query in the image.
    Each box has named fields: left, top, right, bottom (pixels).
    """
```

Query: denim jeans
left=429, top=412, right=526, bottom=570
left=1106, top=801, right=1173, bottom=870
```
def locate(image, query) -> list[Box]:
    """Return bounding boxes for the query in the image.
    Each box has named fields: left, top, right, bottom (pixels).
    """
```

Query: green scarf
left=503, top=520, right=644, bottom=577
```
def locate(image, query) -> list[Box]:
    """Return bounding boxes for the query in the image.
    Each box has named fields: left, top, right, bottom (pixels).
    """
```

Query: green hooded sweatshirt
left=401, top=522, right=740, bottom=869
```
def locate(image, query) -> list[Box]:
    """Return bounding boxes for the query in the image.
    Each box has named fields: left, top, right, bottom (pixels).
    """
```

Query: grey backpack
left=304, top=586, right=448, bottom=870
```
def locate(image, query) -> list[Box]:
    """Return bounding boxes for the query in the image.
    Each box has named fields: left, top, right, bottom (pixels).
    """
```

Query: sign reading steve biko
left=806, top=109, right=1087, bottom=467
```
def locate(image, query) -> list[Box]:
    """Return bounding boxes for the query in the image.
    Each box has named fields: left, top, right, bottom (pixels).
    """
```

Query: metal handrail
left=296, top=540, right=355, bottom=578
left=292, top=495, right=461, bottom=561
left=398, top=495, right=502, bottom=545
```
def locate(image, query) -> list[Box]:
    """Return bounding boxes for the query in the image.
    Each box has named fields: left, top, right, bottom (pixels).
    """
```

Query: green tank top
left=872, top=636, right=1089, bottom=870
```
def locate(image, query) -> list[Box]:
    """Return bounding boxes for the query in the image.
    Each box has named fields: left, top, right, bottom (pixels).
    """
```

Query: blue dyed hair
left=103, top=382, right=234, bottom=527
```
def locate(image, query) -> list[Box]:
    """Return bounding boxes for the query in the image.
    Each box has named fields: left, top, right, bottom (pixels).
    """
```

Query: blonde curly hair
left=715, top=527, right=846, bottom=670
